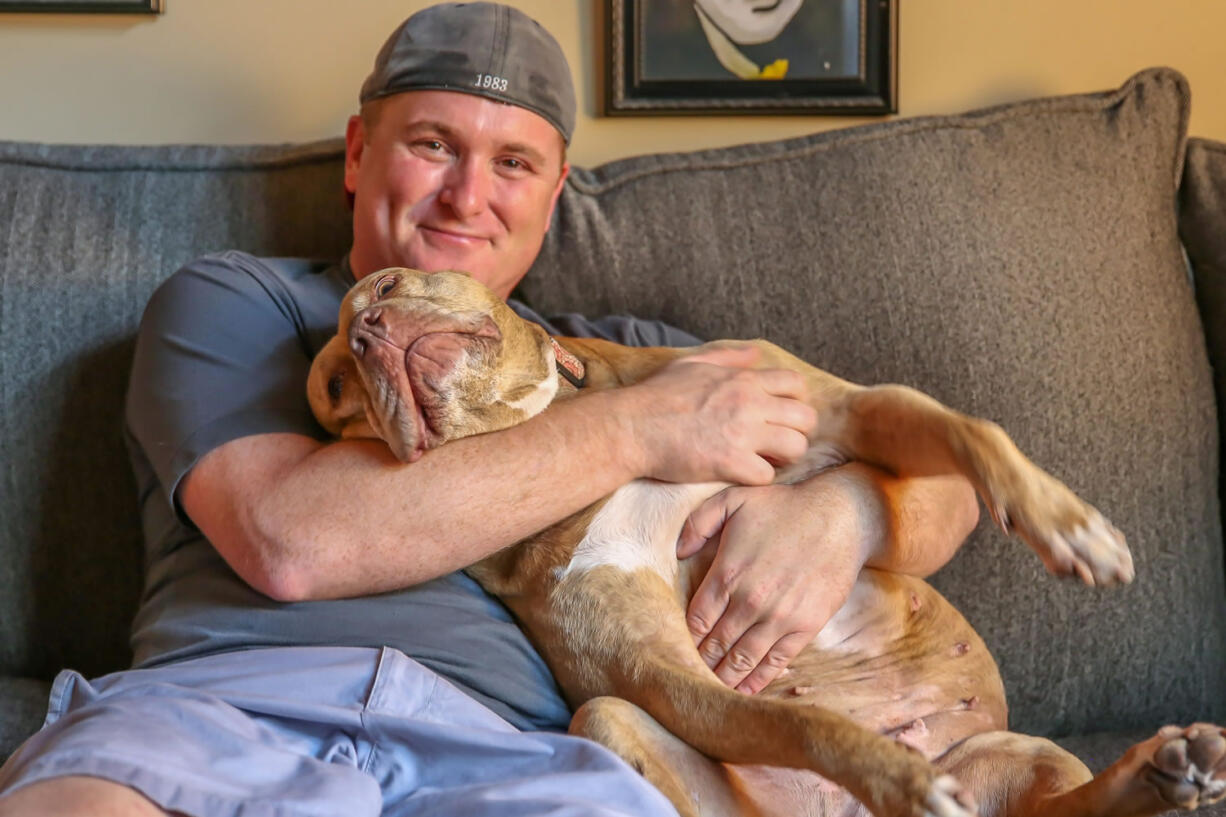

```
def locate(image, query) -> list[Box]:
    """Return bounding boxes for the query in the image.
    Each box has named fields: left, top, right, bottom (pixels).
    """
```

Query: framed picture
left=606, top=0, right=896, bottom=116
left=0, top=0, right=162, bottom=11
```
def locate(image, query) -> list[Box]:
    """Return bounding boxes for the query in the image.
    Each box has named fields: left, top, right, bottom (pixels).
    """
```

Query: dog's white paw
left=993, top=470, right=1133, bottom=587
left=1032, top=507, right=1133, bottom=587
left=924, top=774, right=978, bottom=817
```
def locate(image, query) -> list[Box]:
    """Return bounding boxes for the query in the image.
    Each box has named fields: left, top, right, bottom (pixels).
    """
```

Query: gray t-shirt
left=123, top=251, right=700, bottom=732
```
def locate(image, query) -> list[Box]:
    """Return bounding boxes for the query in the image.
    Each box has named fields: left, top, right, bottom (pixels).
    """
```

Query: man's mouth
left=419, top=225, right=489, bottom=248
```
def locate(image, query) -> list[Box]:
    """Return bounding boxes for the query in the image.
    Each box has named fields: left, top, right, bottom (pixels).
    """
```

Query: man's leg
left=0, top=654, right=384, bottom=817
left=364, top=649, right=681, bottom=817
left=0, top=776, right=177, bottom=817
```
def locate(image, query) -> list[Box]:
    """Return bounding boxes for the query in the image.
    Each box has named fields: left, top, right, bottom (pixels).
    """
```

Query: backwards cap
left=360, top=2, right=576, bottom=144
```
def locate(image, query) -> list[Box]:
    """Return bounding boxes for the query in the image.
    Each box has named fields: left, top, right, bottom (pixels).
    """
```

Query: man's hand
left=676, top=477, right=868, bottom=694
left=617, top=345, right=818, bottom=486
left=676, top=465, right=978, bottom=695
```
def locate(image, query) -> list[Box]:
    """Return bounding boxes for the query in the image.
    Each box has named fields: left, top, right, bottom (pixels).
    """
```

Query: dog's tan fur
left=308, top=268, right=1226, bottom=817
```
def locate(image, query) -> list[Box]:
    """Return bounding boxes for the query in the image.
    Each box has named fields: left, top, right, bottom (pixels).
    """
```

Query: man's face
left=344, top=90, right=570, bottom=300
left=695, top=0, right=804, bottom=45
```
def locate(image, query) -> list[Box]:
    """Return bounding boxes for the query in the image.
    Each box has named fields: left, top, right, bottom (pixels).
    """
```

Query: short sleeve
left=125, top=252, right=326, bottom=521
left=542, top=312, right=703, bottom=348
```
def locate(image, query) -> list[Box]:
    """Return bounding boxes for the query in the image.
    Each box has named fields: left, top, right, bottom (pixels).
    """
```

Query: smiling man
left=0, top=3, right=975, bottom=816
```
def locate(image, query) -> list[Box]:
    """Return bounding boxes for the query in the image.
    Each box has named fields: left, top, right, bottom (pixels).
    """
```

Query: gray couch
left=2, top=66, right=1225, bottom=811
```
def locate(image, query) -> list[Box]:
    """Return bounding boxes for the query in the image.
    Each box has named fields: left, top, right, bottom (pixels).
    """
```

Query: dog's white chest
left=557, top=480, right=726, bottom=584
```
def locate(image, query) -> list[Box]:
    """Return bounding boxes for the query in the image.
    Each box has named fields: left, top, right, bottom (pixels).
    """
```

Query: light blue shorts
left=0, top=646, right=678, bottom=817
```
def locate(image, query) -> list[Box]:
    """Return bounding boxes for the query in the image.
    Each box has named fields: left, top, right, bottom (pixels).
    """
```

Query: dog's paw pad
left=1147, top=724, right=1226, bottom=809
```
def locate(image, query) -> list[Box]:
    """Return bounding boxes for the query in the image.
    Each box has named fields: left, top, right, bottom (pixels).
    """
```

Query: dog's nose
left=350, top=335, right=368, bottom=360
left=362, top=308, right=383, bottom=328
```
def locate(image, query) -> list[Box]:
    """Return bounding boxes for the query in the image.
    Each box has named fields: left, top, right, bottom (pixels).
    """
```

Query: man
left=0, top=4, right=977, bottom=815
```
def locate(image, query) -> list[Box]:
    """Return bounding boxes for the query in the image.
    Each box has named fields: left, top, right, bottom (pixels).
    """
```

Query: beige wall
left=0, top=0, right=1222, bottom=168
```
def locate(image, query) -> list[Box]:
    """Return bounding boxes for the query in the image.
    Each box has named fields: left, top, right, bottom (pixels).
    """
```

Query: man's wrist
left=804, top=464, right=889, bottom=570
left=581, top=386, right=652, bottom=482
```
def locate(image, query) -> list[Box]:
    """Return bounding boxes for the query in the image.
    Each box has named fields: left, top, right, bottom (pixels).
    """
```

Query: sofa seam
left=0, top=141, right=346, bottom=174
left=1189, top=137, right=1226, bottom=156
left=567, top=68, right=1188, bottom=196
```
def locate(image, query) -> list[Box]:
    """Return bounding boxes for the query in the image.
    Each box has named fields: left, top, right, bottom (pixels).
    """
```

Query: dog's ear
left=307, top=335, right=375, bottom=439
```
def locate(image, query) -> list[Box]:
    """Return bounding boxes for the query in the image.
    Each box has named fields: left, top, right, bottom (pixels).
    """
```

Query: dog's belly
left=702, top=574, right=1008, bottom=817
left=551, top=478, right=1007, bottom=758
left=758, top=569, right=1007, bottom=760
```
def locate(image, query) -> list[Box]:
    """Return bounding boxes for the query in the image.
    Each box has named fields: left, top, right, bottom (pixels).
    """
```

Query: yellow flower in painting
left=757, top=59, right=789, bottom=80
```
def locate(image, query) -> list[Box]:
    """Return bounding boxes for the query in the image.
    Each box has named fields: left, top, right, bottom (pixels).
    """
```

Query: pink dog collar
left=550, top=337, right=586, bottom=389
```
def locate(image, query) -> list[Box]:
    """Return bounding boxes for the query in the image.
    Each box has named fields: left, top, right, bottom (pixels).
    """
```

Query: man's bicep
left=179, top=432, right=325, bottom=598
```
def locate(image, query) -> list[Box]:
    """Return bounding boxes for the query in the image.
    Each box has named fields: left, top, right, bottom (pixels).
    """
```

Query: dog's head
left=308, top=267, right=559, bottom=462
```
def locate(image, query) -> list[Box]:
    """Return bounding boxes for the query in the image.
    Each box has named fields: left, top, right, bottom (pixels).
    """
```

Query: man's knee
left=0, top=775, right=175, bottom=817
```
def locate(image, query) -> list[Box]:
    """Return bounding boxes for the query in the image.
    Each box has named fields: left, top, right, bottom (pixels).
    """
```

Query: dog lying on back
left=308, top=267, right=1225, bottom=817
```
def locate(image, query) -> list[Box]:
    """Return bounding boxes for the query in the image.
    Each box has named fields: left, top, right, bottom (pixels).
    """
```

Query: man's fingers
left=767, top=395, right=818, bottom=437
left=677, top=491, right=735, bottom=559
left=735, top=631, right=814, bottom=695
left=712, top=622, right=782, bottom=690
left=726, top=455, right=777, bottom=487
left=696, top=596, right=758, bottom=671
left=754, top=425, right=812, bottom=467
left=687, top=575, right=733, bottom=649
left=753, top=367, right=811, bottom=402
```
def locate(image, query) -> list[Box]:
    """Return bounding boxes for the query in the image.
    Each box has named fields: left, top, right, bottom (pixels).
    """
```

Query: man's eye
left=375, top=276, right=397, bottom=298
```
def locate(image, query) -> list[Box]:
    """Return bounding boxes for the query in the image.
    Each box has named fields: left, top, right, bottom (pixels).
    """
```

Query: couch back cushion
left=0, top=142, right=352, bottom=679
left=522, top=67, right=1226, bottom=737
left=1182, top=137, right=1226, bottom=531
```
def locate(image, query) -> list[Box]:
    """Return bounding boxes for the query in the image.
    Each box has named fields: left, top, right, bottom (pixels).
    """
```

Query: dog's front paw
left=924, top=775, right=979, bottom=817
left=856, top=747, right=978, bottom=817
left=990, top=469, right=1133, bottom=587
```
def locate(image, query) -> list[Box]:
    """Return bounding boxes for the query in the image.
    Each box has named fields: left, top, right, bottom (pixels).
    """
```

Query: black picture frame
left=0, top=0, right=162, bottom=12
left=606, top=0, right=896, bottom=116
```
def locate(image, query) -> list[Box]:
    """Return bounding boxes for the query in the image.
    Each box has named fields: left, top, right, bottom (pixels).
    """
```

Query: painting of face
left=640, top=0, right=859, bottom=82
left=606, top=0, right=895, bottom=115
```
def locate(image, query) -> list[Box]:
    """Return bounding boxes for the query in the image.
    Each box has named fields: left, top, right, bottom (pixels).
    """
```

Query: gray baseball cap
left=359, top=2, right=576, bottom=144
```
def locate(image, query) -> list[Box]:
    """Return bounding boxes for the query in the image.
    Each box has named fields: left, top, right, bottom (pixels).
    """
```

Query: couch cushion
left=0, top=141, right=352, bottom=681
left=1181, top=137, right=1226, bottom=529
left=0, top=677, right=51, bottom=761
left=522, top=67, right=1226, bottom=738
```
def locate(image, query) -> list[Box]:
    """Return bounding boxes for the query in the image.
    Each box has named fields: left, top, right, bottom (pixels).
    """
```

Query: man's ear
left=344, top=114, right=366, bottom=198
left=544, top=162, right=570, bottom=233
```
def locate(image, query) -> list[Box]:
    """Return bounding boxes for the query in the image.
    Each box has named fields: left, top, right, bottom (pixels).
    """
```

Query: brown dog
left=307, top=267, right=1226, bottom=817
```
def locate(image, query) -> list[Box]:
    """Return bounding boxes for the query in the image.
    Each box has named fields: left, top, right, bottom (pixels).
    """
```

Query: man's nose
left=438, top=157, right=490, bottom=219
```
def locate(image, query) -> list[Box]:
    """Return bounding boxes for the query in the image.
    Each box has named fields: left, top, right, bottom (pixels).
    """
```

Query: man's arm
left=677, top=464, right=979, bottom=693
left=181, top=346, right=818, bottom=602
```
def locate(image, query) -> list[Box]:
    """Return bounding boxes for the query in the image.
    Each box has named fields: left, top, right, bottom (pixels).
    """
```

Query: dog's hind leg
left=549, top=566, right=974, bottom=817
left=615, top=651, right=975, bottom=817
left=935, top=726, right=1226, bottom=817
left=572, top=696, right=869, bottom=817
left=570, top=696, right=737, bottom=817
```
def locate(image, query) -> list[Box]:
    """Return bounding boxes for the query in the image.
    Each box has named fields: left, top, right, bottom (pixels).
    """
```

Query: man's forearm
left=187, top=349, right=817, bottom=603
left=815, top=462, right=980, bottom=578
left=253, top=388, right=644, bottom=601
